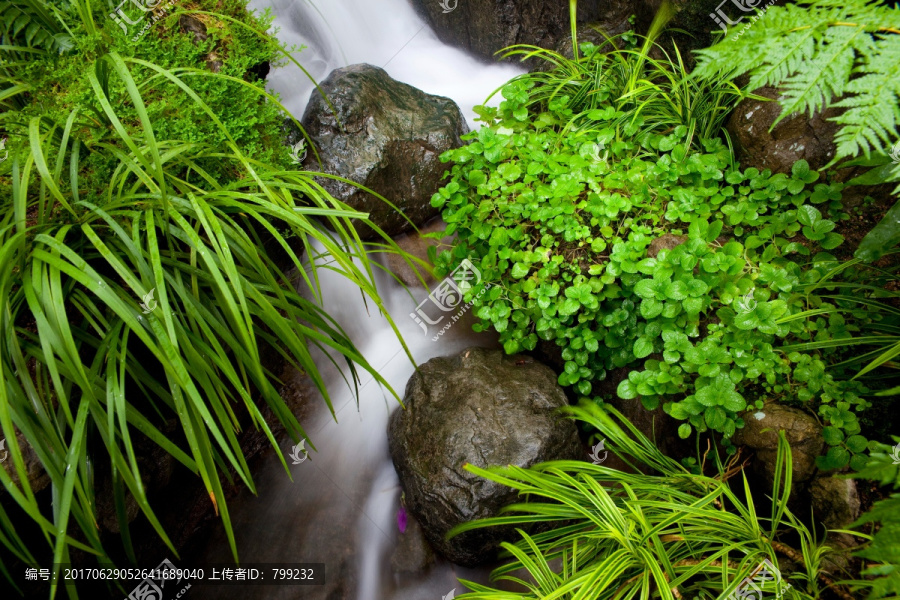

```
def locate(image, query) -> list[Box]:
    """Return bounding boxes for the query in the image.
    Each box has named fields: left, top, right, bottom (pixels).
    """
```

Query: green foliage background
left=431, top=56, right=875, bottom=465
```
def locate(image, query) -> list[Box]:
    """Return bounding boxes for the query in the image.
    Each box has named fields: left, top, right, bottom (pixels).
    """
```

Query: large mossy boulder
left=299, top=64, right=468, bottom=238
left=388, top=347, right=582, bottom=566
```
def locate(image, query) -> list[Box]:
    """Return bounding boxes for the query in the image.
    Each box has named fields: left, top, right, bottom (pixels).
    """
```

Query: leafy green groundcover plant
left=448, top=403, right=841, bottom=600
left=431, top=69, right=872, bottom=463
left=0, top=0, right=415, bottom=594
left=691, top=0, right=900, bottom=405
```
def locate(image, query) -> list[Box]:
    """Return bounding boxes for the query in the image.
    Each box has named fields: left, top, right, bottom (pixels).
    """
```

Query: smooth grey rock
left=391, top=512, right=436, bottom=575
left=811, top=475, right=860, bottom=574
left=389, top=347, right=581, bottom=566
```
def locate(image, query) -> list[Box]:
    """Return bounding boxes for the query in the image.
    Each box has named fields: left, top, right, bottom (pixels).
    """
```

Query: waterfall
left=246, top=0, right=523, bottom=127
left=189, top=2, right=525, bottom=597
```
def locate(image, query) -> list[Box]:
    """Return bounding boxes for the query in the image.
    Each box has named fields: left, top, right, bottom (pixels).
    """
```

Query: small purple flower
left=396, top=505, right=408, bottom=533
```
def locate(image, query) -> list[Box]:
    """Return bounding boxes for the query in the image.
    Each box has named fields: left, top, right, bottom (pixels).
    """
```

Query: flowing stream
left=249, top=0, right=522, bottom=128
left=191, top=251, right=501, bottom=600
left=190, top=1, right=524, bottom=598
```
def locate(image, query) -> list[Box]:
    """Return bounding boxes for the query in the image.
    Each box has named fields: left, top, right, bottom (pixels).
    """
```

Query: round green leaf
left=634, top=336, right=654, bottom=359
left=617, top=379, right=638, bottom=399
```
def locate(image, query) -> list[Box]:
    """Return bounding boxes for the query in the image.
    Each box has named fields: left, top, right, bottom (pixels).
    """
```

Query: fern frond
left=775, top=25, right=868, bottom=123
left=832, top=35, right=900, bottom=158
left=745, top=25, right=818, bottom=90
left=693, top=0, right=900, bottom=160
left=0, top=0, right=67, bottom=54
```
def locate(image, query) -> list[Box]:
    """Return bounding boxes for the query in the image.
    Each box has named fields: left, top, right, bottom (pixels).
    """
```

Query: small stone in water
left=396, top=506, right=407, bottom=533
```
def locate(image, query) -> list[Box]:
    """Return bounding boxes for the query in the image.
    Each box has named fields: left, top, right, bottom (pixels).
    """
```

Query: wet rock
left=300, top=64, right=468, bottom=239
left=658, top=0, right=795, bottom=69
left=534, top=339, right=567, bottom=375
left=0, top=429, right=50, bottom=497
left=386, top=218, right=451, bottom=288
left=409, top=0, right=672, bottom=66
left=410, top=0, right=730, bottom=68
left=724, top=85, right=898, bottom=251
left=647, top=233, right=688, bottom=258
left=391, top=512, right=436, bottom=575
left=732, top=403, right=824, bottom=493
left=94, top=432, right=177, bottom=533
left=409, top=0, right=604, bottom=65
left=726, top=86, right=840, bottom=174
left=548, top=24, right=628, bottom=67
left=389, top=347, right=581, bottom=566
left=178, top=14, right=208, bottom=42
left=811, top=475, right=860, bottom=530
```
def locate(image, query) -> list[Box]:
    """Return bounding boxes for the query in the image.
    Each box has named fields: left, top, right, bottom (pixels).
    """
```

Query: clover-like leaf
left=617, top=379, right=638, bottom=399
left=634, top=336, right=654, bottom=359
left=823, top=426, right=844, bottom=445
left=664, top=280, right=688, bottom=300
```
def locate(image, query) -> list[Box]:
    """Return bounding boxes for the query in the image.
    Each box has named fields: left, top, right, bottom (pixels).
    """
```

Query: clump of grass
left=493, top=0, right=748, bottom=150
left=0, top=1, right=416, bottom=594
left=450, top=403, right=838, bottom=600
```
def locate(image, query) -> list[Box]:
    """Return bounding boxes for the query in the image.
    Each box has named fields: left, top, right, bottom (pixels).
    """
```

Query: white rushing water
left=191, top=242, right=502, bottom=600
left=190, top=1, right=524, bottom=597
left=247, top=0, right=523, bottom=128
